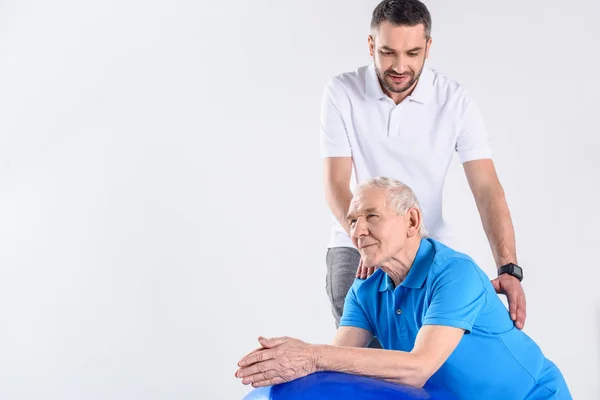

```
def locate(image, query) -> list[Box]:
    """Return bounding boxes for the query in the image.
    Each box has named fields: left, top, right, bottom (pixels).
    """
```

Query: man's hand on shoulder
left=355, top=258, right=378, bottom=280
left=491, top=274, right=526, bottom=330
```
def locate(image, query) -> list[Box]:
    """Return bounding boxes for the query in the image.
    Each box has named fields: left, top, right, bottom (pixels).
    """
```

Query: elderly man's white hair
left=356, top=176, right=429, bottom=237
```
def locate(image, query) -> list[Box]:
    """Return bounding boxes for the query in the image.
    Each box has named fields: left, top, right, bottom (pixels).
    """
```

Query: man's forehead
left=348, top=189, right=387, bottom=214
left=374, top=22, right=427, bottom=44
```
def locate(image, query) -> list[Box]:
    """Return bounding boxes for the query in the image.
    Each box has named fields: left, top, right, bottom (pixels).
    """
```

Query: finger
left=359, top=259, right=368, bottom=280
left=507, top=286, right=518, bottom=322
left=259, top=336, right=289, bottom=349
left=356, top=266, right=363, bottom=279
left=516, top=290, right=527, bottom=329
left=242, top=368, right=282, bottom=384
left=236, top=345, right=266, bottom=365
left=360, top=266, right=367, bottom=280
left=246, top=345, right=266, bottom=356
left=236, top=360, right=278, bottom=379
left=235, top=346, right=265, bottom=377
left=238, top=348, right=273, bottom=367
left=367, top=266, right=375, bottom=277
left=490, top=278, right=501, bottom=293
left=251, top=376, right=287, bottom=387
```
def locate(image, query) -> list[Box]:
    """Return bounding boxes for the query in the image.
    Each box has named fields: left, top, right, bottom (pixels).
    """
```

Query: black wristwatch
left=498, top=263, right=523, bottom=282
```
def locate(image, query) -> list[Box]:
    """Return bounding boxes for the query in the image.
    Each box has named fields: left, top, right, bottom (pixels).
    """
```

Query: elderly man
left=236, top=177, right=571, bottom=399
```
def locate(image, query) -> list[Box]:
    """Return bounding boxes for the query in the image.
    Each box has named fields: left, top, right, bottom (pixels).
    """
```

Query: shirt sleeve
left=455, top=92, right=493, bottom=163
left=422, top=259, right=487, bottom=333
left=319, top=78, right=352, bottom=158
left=339, top=283, right=374, bottom=334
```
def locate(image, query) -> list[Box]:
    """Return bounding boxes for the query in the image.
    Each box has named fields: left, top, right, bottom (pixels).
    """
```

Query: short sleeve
left=423, top=259, right=487, bottom=333
left=339, top=283, right=374, bottom=334
left=319, top=79, right=352, bottom=158
left=455, top=93, right=493, bottom=163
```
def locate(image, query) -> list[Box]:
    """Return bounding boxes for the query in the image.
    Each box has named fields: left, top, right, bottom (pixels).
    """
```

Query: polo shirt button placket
left=388, top=106, right=402, bottom=138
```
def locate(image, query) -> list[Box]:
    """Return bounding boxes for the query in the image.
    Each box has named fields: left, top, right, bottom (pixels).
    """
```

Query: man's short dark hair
left=370, top=0, right=432, bottom=39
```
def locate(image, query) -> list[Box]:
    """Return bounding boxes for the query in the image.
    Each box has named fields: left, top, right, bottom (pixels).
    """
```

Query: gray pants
left=326, top=246, right=382, bottom=348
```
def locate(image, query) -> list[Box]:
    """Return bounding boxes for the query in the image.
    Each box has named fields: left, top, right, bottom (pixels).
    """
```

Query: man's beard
left=375, top=59, right=425, bottom=93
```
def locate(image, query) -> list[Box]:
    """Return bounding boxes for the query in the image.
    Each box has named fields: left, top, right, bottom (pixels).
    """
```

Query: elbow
left=404, top=373, right=427, bottom=389
left=403, top=358, right=434, bottom=389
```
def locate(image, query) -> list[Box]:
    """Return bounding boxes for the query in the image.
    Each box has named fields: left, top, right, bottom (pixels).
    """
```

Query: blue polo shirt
left=340, top=238, right=571, bottom=400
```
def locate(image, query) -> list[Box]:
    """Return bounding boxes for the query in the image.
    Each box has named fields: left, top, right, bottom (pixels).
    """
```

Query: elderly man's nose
left=354, top=219, right=368, bottom=236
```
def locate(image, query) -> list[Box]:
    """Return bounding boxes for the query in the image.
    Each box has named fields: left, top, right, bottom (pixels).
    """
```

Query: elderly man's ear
left=406, top=208, right=421, bottom=237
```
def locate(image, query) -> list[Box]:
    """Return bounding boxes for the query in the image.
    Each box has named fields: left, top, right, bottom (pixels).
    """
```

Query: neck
left=386, top=86, right=414, bottom=105
left=381, top=78, right=418, bottom=105
left=380, top=237, right=422, bottom=287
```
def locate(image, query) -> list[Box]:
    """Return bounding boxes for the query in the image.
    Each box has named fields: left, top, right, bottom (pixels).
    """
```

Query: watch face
left=513, top=265, right=523, bottom=277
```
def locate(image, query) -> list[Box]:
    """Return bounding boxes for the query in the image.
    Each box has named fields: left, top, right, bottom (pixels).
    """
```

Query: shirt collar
left=378, top=238, right=435, bottom=292
left=365, top=63, right=386, bottom=100
left=364, top=63, right=434, bottom=104
left=408, top=65, right=434, bottom=104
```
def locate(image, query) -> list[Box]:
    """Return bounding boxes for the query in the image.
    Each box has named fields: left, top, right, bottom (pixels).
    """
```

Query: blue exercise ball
left=243, top=372, right=457, bottom=400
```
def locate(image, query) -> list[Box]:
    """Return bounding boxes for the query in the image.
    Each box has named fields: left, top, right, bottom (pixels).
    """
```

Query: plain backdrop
left=0, top=0, right=598, bottom=399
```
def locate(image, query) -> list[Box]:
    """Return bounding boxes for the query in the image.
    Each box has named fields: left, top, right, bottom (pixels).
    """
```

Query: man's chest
left=345, top=100, right=460, bottom=158
left=371, top=289, right=429, bottom=352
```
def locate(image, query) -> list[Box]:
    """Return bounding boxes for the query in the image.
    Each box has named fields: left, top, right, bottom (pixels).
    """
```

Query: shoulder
left=428, top=67, right=475, bottom=111
left=324, top=65, right=369, bottom=99
left=349, top=267, right=386, bottom=301
left=428, top=240, right=487, bottom=286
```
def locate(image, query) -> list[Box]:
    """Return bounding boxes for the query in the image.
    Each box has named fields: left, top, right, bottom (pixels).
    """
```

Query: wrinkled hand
left=355, top=258, right=378, bottom=280
left=235, top=336, right=317, bottom=387
left=491, top=274, right=526, bottom=330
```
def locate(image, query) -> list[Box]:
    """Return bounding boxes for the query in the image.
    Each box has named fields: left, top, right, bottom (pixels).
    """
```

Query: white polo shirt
left=320, top=63, right=492, bottom=249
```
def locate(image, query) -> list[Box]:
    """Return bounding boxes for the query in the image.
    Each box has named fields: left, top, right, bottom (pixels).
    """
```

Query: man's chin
left=385, top=82, right=412, bottom=93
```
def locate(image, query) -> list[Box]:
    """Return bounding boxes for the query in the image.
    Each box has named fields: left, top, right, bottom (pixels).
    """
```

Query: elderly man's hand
left=235, top=336, right=317, bottom=387
left=356, top=258, right=378, bottom=280
left=491, top=274, right=526, bottom=330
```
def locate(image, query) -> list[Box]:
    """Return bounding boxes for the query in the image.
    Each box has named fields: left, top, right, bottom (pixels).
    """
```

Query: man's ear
left=406, top=208, right=422, bottom=237
left=425, top=37, right=432, bottom=59
left=368, top=35, right=375, bottom=57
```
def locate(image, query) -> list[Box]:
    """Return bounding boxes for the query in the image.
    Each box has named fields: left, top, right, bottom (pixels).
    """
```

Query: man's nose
left=391, top=57, right=408, bottom=74
left=352, top=218, right=369, bottom=237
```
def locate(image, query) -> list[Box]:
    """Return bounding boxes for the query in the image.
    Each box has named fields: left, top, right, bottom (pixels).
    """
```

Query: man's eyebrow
left=347, top=207, right=378, bottom=220
left=379, top=45, right=396, bottom=51
left=406, top=46, right=423, bottom=52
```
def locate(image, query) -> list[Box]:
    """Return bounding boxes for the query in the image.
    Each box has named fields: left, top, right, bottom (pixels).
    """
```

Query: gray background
left=0, top=0, right=598, bottom=399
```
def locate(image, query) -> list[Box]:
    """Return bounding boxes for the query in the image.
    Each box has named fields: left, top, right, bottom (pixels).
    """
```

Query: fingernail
left=239, top=360, right=246, bottom=366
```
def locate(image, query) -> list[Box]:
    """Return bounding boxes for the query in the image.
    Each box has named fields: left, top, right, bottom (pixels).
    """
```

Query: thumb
left=490, top=278, right=501, bottom=293
left=258, top=336, right=288, bottom=348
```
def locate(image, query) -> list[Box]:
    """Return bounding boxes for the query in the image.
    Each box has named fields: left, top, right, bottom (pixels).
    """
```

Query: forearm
left=313, top=344, right=426, bottom=387
left=325, top=184, right=353, bottom=235
left=476, top=185, right=517, bottom=267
